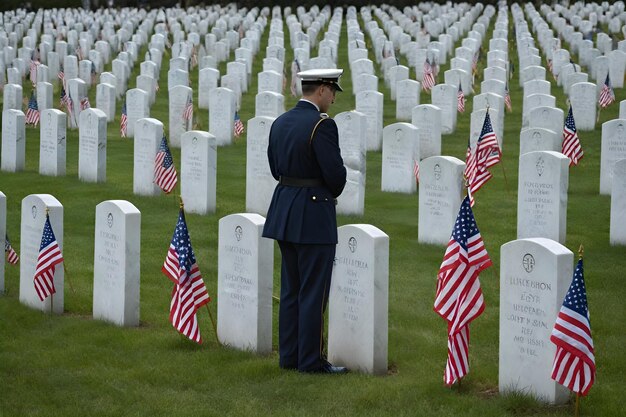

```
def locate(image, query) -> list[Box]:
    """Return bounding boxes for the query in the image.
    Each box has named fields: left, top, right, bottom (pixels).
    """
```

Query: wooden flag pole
left=575, top=393, right=580, bottom=417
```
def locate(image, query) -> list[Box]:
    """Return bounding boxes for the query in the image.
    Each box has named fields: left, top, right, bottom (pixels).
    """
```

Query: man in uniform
left=263, top=69, right=348, bottom=374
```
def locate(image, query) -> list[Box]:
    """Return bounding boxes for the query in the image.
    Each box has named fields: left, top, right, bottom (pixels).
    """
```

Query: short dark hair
left=301, top=82, right=321, bottom=95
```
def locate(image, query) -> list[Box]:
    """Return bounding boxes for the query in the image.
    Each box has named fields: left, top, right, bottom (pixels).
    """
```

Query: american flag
left=75, top=46, right=83, bottom=61
left=5, top=234, right=19, bottom=265
left=434, top=196, right=492, bottom=385
left=547, top=59, right=553, bottom=75
left=413, top=159, right=420, bottom=184
left=234, top=111, right=244, bottom=137
left=464, top=112, right=500, bottom=206
left=26, top=90, right=40, bottom=126
left=562, top=105, right=583, bottom=166
left=80, top=97, right=91, bottom=110
left=476, top=112, right=501, bottom=170
left=183, top=94, right=193, bottom=121
left=162, top=208, right=211, bottom=343
left=422, top=58, right=436, bottom=92
left=598, top=73, right=615, bottom=109
left=154, top=135, right=178, bottom=194
left=550, top=258, right=595, bottom=396
left=58, top=68, right=66, bottom=90
left=457, top=83, right=465, bottom=113
left=504, top=84, right=512, bottom=112
left=29, top=60, right=39, bottom=85
left=34, top=214, right=64, bottom=302
left=120, top=100, right=128, bottom=138
left=290, top=59, right=301, bottom=97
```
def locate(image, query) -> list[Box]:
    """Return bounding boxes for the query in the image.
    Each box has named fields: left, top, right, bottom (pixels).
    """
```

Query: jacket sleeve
left=267, top=124, right=279, bottom=181
left=311, top=118, right=347, bottom=198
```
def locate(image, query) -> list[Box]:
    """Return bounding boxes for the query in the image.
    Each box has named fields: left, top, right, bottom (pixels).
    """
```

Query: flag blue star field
left=162, top=208, right=210, bottom=343
left=434, top=196, right=492, bottom=385
left=550, top=258, right=595, bottom=395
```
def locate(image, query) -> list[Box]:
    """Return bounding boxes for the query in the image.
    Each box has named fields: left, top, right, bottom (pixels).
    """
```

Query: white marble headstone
left=78, top=108, right=107, bottom=183
left=20, top=194, right=64, bottom=314
left=499, top=238, right=572, bottom=405
left=181, top=130, right=217, bottom=215
left=569, top=82, right=597, bottom=131
left=517, top=151, right=569, bottom=243
left=168, top=85, right=193, bottom=147
left=411, top=104, right=442, bottom=159
left=610, top=159, right=626, bottom=245
left=245, top=117, right=276, bottom=216
left=125, top=88, right=149, bottom=138
left=328, top=224, right=389, bottom=375
left=1, top=109, right=26, bottom=172
left=600, top=119, right=626, bottom=195
left=39, top=109, right=66, bottom=176
left=133, top=118, right=163, bottom=196
left=355, top=90, right=383, bottom=151
left=335, top=111, right=367, bottom=215
left=93, top=200, right=141, bottom=327
left=217, top=213, right=273, bottom=354
left=381, top=123, right=419, bottom=194
left=418, top=156, right=465, bottom=245
left=209, top=87, right=236, bottom=146
left=519, top=127, right=560, bottom=156
left=395, top=79, right=420, bottom=122
left=96, top=83, right=116, bottom=122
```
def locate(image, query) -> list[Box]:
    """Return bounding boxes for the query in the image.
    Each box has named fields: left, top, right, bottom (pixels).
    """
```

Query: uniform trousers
left=277, top=241, right=336, bottom=372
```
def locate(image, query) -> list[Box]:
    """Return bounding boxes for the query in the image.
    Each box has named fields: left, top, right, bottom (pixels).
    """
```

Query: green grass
left=0, top=8, right=624, bottom=417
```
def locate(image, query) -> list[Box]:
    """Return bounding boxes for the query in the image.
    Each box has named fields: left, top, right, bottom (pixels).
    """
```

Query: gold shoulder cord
left=308, top=116, right=328, bottom=146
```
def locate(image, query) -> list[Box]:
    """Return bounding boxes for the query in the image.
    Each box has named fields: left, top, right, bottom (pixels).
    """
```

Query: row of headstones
left=0, top=192, right=390, bottom=375
left=517, top=3, right=625, bottom=99
left=0, top=190, right=607, bottom=398
left=539, top=2, right=626, bottom=87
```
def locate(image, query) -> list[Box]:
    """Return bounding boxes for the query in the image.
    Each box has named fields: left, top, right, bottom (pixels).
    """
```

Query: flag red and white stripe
left=598, top=74, right=615, bottom=108
left=422, top=59, right=436, bottom=91
left=562, top=105, right=583, bottom=166
left=413, top=159, right=420, bottom=184
left=162, top=209, right=210, bottom=343
left=34, top=214, right=64, bottom=302
left=154, top=135, right=178, bottom=194
left=234, top=111, right=244, bottom=137
left=434, top=196, right=492, bottom=385
left=120, top=100, right=128, bottom=138
left=5, top=235, right=19, bottom=265
left=550, top=258, right=595, bottom=396
left=464, top=112, right=500, bottom=206
left=457, top=84, right=465, bottom=113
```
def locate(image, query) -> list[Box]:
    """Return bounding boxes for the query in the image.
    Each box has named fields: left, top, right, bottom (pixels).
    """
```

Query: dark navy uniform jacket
left=263, top=100, right=347, bottom=244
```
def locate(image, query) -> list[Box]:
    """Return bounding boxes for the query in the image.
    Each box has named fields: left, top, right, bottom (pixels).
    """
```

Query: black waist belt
left=279, top=176, right=324, bottom=187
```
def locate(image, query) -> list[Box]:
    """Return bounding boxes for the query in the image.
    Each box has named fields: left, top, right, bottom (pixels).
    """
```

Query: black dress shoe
left=304, top=361, right=348, bottom=374
left=320, top=363, right=349, bottom=374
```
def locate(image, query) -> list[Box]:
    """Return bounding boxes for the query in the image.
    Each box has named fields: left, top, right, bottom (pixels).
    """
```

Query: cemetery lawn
left=1, top=7, right=625, bottom=417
